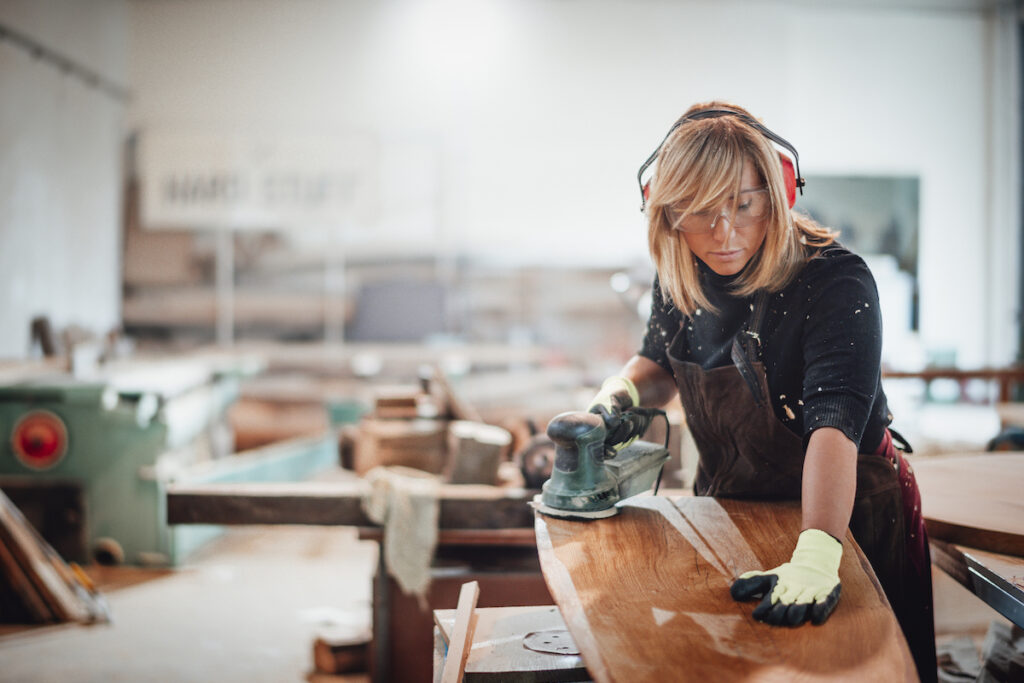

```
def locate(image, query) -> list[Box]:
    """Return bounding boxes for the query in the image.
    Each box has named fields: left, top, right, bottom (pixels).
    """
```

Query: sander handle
left=596, top=405, right=670, bottom=457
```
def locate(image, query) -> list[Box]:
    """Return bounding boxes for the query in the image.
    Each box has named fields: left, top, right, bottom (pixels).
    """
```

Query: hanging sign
left=138, top=130, right=375, bottom=231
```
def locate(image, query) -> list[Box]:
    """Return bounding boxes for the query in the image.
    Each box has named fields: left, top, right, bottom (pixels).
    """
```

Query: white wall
left=126, top=0, right=1020, bottom=367
left=788, top=5, right=1011, bottom=369
left=0, top=0, right=1015, bottom=365
left=0, top=0, right=128, bottom=358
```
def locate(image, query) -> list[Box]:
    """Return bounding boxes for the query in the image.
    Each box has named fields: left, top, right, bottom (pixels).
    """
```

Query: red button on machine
left=11, top=410, right=69, bottom=470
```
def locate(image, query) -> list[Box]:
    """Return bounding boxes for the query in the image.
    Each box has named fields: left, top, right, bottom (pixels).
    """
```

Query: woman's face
left=676, top=161, right=769, bottom=276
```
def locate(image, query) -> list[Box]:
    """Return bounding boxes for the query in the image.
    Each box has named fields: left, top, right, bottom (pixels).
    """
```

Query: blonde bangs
left=651, top=120, right=748, bottom=216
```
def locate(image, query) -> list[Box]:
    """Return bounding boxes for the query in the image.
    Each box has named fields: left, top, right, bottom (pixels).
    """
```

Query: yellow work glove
left=587, top=376, right=640, bottom=453
left=730, top=528, right=842, bottom=626
left=587, top=376, right=639, bottom=414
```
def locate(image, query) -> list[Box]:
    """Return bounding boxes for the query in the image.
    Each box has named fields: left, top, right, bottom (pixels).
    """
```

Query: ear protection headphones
left=637, top=108, right=805, bottom=212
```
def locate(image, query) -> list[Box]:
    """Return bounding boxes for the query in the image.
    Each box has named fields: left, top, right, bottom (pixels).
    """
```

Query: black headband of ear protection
left=636, top=107, right=805, bottom=211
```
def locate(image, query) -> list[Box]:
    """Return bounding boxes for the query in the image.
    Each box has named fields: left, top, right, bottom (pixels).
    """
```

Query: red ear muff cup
left=779, top=153, right=797, bottom=209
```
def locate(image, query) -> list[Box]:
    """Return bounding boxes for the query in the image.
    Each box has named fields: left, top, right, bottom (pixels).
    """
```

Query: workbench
left=432, top=605, right=589, bottom=682
left=170, top=479, right=924, bottom=682
left=910, top=452, right=1024, bottom=629
left=534, top=496, right=916, bottom=682
left=167, top=473, right=549, bottom=682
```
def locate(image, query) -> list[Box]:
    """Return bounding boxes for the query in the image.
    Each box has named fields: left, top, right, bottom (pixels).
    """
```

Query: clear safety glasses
left=667, top=188, right=770, bottom=234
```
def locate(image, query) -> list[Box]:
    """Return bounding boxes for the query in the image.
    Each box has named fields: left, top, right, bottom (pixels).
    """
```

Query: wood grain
left=535, top=496, right=915, bottom=683
left=910, top=453, right=1024, bottom=556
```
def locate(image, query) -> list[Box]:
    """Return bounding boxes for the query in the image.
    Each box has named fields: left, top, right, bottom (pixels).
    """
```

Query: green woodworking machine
left=0, top=355, right=337, bottom=566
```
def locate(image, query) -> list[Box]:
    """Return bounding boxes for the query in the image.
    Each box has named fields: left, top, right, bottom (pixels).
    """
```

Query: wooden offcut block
left=352, top=418, right=447, bottom=476
left=312, top=635, right=369, bottom=675
left=445, top=421, right=512, bottom=486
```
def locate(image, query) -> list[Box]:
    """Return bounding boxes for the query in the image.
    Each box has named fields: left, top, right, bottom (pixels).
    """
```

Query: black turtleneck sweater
left=639, top=244, right=892, bottom=453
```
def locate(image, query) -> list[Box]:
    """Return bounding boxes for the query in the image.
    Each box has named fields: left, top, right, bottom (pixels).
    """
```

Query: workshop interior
left=1, top=1, right=1023, bottom=682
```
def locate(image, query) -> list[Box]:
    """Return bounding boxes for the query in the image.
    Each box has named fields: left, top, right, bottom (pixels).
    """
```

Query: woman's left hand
left=730, top=528, right=843, bottom=626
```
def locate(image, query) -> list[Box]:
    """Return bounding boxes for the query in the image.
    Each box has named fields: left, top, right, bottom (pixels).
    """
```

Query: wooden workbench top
left=535, top=496, right=915, bottom=683
left=910, top=452, right=1024, bottom=556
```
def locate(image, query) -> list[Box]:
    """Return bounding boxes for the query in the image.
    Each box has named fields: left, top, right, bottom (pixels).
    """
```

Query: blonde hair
left=646, top=101, right=837, bottom=316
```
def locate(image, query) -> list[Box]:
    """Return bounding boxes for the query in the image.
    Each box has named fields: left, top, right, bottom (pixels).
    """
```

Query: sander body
left=534, top=407, right=670, bottom=520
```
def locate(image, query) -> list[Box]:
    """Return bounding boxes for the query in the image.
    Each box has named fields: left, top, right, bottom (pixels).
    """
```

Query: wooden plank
left=535, top=496, right=916, bottom=683
left=441, top=580, right=480, bottom=683
left=0, top=490, right=88, bottom=622
left=931, top=539, right=1024, bottom=627
left=21, top=514, right=108, bottom=623
left=0, top=528, right=55, bottom=622
left=961, top=547, right=1024, bottom=595
left=929, top=539, right=971, bottom=589
left=166, top=481, right=372, bottom=526
left=911, top=453, right=1024, bottom=556
left=166, top=481, right=538, bottom=529
left=433, top=606, right=588, bottom=681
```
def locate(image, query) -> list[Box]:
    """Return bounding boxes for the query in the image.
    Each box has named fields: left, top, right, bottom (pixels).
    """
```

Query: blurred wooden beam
left=166, top=481, right=540, bottom=529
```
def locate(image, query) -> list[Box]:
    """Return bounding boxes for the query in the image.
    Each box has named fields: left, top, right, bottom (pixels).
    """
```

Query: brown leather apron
left=666, top=293, right=936, bottom=682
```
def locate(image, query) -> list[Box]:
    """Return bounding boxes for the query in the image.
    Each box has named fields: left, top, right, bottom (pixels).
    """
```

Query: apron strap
left=887, top=427, right=914, bottom=454
left=730, top=291, right=770, bottom=407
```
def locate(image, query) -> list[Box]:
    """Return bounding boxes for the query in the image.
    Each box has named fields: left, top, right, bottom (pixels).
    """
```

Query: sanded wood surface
left=910, top=453, right=1024, bottom=556
left=535, top=496, right=915, bottom=683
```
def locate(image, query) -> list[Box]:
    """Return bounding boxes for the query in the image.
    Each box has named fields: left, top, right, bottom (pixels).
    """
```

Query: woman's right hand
left=587, top=376, right=639, bottom=415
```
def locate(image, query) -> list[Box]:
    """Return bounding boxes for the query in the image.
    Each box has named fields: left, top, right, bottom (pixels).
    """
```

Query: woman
left=590, top=101, right=936, bottom=681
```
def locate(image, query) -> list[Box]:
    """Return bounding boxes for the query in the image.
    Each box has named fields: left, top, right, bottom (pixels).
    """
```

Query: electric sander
left=532, top=406, right=670, bottom=520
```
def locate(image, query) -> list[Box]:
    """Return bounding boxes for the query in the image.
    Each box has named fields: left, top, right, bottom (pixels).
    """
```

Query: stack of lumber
left=0, top=488, right=108, bottom=624
left=354, top=416, right=448, bottom=475
left=353, top=366, right=512, bottom=484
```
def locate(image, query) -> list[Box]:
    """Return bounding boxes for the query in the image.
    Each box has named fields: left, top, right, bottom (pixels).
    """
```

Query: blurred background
left=2, top=0, right=1020, bottom=369
left=1, top=1, right=1022, bottom=681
